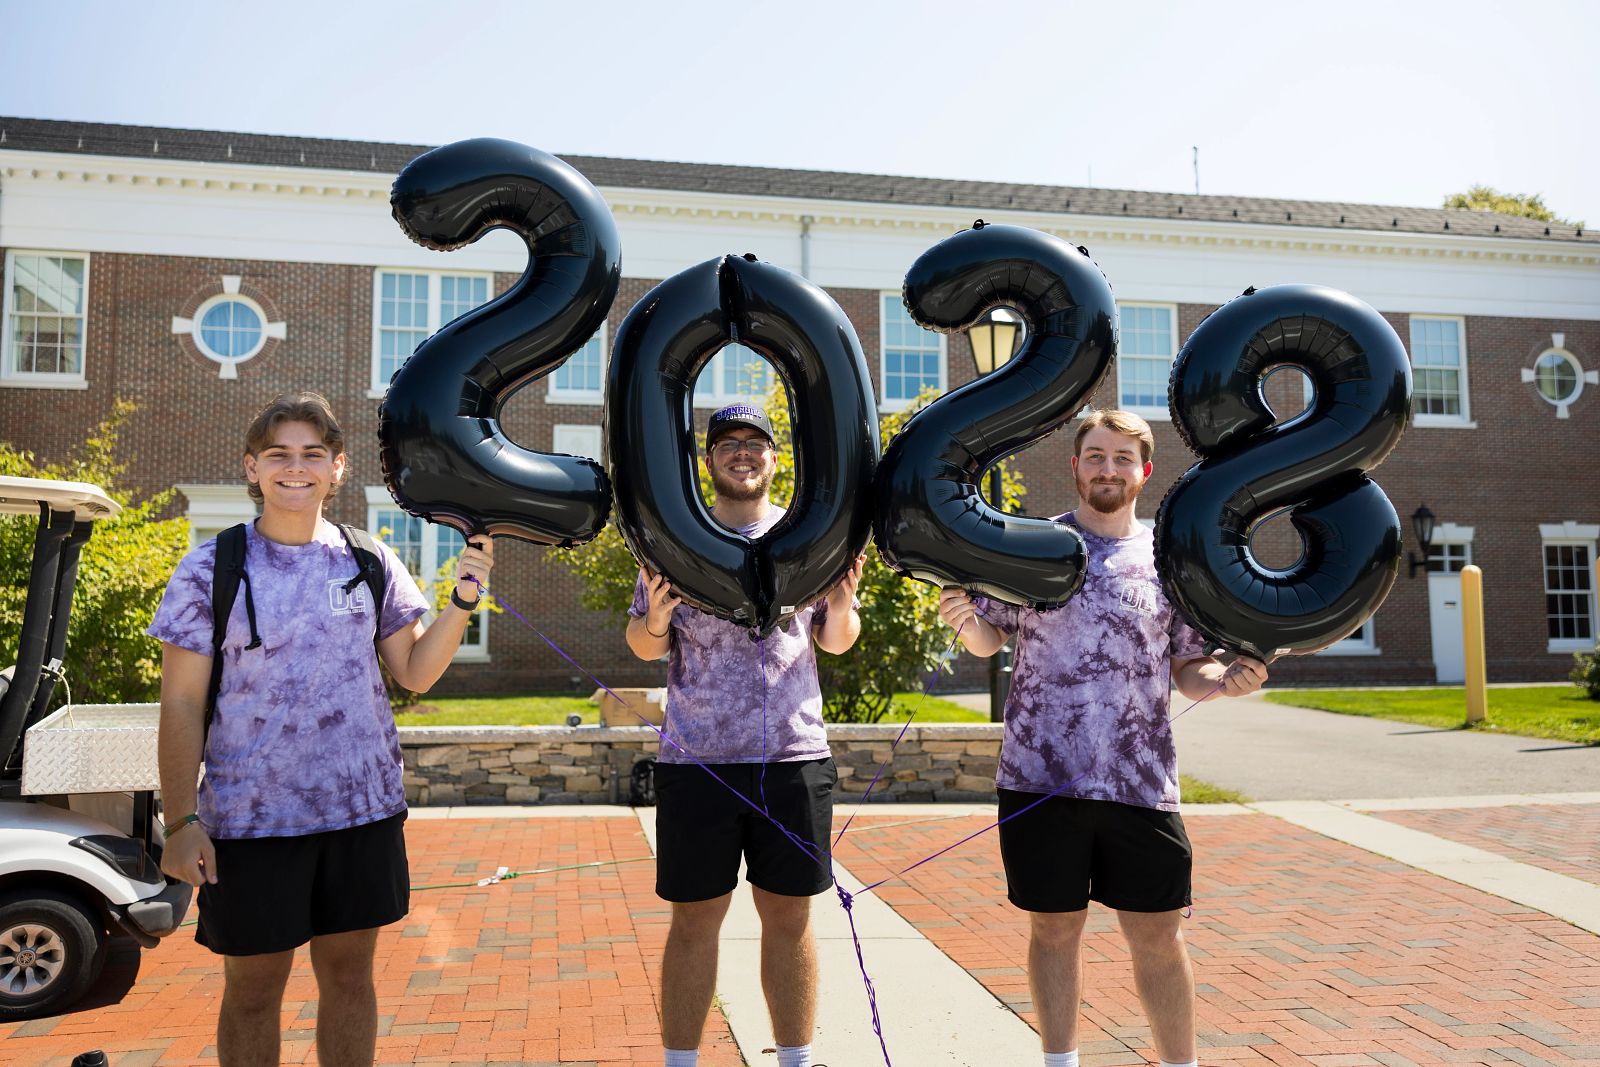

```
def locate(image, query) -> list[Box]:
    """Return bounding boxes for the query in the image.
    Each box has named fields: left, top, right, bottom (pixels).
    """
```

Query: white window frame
left=1521, top=345, right=1596, bottom=419
left=1319, top=618, right=1378, bottom=656
left=1409, top=314, right=1475, bottom=428
left=1116, top=302, right=1178, bottom=421
left=365, top=487, right=489, bottom=661
left=368, top=269, right=495, bottom=398
left=693, top=343, right=776, bottom=408
left=1, top=250, right=91, bottom=390
left=553, top=423, right=603, bottom=461
left=878, top=292, right=947, bottom=412
left=1539, top=522, right=1599, bottom=654
left=176, top=484, right=259, bottom=549
left=546, top=324, right=607, bottom=405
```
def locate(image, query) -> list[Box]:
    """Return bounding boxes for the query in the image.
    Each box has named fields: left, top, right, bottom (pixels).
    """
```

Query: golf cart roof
left=0, top=476, right=121, bottom=521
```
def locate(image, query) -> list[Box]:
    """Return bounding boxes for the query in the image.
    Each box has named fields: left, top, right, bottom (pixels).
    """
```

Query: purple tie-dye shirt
left=629, top=509, right=835, bottom=765
left=974, top=513, right=1209, bottom=811
left=147, top=520, right=429, bottom=838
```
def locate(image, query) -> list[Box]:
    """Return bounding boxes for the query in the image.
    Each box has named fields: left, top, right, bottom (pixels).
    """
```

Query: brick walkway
left=832, top=811, right=1600, bottom=1066
left=0, top=817, right=741, bottom=1067
left=4, top=804, right=1599, bottom=1066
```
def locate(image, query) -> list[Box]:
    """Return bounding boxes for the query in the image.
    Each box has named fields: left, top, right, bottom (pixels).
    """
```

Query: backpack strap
left=337, top=524, right=388, bottom=632
left=205, top=523, right=259, bottom=743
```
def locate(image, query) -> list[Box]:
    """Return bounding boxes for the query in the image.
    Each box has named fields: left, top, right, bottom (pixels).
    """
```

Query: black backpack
left=206, top=523, right=386, bottom=741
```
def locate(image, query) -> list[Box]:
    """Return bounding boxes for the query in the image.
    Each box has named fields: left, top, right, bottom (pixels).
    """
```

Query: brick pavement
left=1372, top=805, right=1600, bottom=886
left=4, top=806, right=1599, bottom=1066
left=0, top=817, right=741, bottom=1067
left=832, top=811, right=1600, bottom=1067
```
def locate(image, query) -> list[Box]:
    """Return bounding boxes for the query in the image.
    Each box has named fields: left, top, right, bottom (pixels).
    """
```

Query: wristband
left=450, top=586, right=480, bottom=612
left=168, top=813, right=201, bottom=836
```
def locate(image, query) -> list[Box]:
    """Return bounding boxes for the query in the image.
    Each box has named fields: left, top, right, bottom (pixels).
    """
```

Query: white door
left=1427, top=541, right=1472, bottom=684
left=1428, top=575, right=1464, bottom=683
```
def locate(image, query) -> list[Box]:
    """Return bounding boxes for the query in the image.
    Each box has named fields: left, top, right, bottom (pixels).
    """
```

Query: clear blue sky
left=3, top=0, right=1595, bottom=226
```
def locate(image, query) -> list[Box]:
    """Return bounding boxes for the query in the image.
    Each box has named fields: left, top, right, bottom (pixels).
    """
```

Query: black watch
left=450, top=587, right=480, bottom=611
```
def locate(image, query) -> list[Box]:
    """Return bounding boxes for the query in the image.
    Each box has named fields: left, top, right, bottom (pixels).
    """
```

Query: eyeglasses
left=711, top=438, right=775, bottom=458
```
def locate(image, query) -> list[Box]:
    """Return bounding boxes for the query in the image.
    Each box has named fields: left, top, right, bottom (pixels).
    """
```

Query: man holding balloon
left=940, top=409, right=1268, bottom=1067
left=626, top=404, right=865, bottom=1067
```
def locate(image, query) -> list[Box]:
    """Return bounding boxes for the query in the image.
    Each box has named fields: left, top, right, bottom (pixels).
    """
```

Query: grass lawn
left=1180, top=775, right=1248, bottom=804
left=395, top=691, right=988, bottom=727
left=1263, top=685, right=1600, bottom=746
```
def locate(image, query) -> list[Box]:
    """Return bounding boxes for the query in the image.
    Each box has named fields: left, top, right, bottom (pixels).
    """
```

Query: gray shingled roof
left=0, top=116, right=1590, bottom=245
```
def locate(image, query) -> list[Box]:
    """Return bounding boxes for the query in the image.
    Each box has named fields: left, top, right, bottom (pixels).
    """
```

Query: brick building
left=1, top=117, right=1596, bottom=692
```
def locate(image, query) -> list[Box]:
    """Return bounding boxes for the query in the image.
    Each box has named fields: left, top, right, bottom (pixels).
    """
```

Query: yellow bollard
left=1461, top=564, right=1487, bottom=723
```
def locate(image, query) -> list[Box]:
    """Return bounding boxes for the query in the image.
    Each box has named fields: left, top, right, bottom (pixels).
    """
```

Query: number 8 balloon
left=379, top=138, right=620, bottom=545
left=1154, top=284, right=1413, bottom=660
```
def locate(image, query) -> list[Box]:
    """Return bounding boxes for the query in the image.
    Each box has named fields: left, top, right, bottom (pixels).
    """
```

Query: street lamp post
left=966, top=309, right=1022, bottom=722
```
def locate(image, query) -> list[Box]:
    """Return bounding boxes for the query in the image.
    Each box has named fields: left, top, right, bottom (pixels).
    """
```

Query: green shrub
left=0, top=401, right=190, bottom=704
left=1572, top=646, right=1600, bottom=700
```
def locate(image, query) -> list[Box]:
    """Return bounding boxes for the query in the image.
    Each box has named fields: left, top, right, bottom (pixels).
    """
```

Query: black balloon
left=378, top=137, right=620, bottom=545
left=1154, top=284, right=1412, bottom=659
left=873, top=222, right=1118, bottom=607
left=606, top=254, right=879, bottom=634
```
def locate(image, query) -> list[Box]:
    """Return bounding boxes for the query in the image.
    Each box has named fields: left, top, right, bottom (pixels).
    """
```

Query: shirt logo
left=1113, top=579, right=1158, bottom=618
left=327, top=579, right=371, bottom=616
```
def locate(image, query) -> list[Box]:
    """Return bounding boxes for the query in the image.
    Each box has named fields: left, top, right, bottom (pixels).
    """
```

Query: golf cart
left=0, top=475, right=192, bottom=1020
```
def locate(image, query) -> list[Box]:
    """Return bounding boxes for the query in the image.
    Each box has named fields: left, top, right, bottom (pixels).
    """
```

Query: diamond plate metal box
left=20, top=703, right=162, bottom=795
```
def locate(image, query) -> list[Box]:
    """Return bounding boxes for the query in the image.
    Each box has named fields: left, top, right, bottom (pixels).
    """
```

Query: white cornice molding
left=4, top=148, right=1597, bottom=270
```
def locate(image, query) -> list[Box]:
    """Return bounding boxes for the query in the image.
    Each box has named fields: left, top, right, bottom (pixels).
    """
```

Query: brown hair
left=243, top=392, right=346, bottom=503
left=1073, top=409, right=1155, bottom=463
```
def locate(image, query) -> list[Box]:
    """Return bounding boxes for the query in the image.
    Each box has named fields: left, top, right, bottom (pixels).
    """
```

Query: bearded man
left=626, top=403, right=863, bottom=1067
left=939, top=409, right=1268, bottom=1067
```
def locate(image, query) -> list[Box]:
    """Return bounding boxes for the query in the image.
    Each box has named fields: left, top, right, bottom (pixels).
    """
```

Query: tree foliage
left=1443, top=185, right=1583, bottom=228
left=549, top=378, right=1027, bottom=724
left=0, top=401, right=190, bottom=704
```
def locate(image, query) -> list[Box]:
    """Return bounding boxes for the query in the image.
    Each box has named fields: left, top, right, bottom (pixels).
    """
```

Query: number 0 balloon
left=606, top=254, right=879, bottom=634
left=378, top=137, right=620, bottom=546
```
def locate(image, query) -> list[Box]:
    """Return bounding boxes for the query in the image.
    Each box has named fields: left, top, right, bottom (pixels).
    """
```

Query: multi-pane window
left=549, top=329, right=606, bottom=402
left=1427, top=542, right=1471, bottom=574
left=196, top=297, right=265, bottom=363
left=553, top=424, right=603, bottom=461
left=694, top=343, right=773, bottom=407
left=1544, top=541, right=1595, bottom=647
left=371, top=271, right=491, bottom=390
left=3, top=252, right=89, bottom=383
left=1118, top=304, right=1176, bottom=413
left=880, top=294, right=945, bottom=408
left=368, top=493, right=486, bottom=656
left=1410, top=316, right=1469, bottom=420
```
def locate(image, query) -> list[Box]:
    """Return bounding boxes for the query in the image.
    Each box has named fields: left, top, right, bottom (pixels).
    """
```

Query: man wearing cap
left=626, top=403, right=864, bottom=1067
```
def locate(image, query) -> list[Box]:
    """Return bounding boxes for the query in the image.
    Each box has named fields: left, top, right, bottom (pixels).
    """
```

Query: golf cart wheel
left=0, top=889, right=108, bottom=1021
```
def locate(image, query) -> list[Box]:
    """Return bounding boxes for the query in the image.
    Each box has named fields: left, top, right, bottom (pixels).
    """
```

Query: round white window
left=1534, top=349, right=1582, bottom=407
left=194, top=295, right=267, bottom=364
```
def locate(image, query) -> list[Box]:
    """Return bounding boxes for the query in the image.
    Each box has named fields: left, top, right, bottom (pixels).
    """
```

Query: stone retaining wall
left=399, top=724, right=1006, bottom=806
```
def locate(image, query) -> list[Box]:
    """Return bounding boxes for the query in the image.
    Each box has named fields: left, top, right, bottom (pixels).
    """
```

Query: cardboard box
left=592, top=687, right=667, bottom=727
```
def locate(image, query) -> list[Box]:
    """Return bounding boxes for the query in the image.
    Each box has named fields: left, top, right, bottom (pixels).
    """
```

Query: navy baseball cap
left=706, top=404, right=775, bottom=448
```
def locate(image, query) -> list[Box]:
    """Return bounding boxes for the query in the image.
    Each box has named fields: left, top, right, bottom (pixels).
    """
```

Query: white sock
left=776, top=1044, right=812, bottom=1067
left=1159, top=1060, right=1197, bottom=1067
left=664, top=1049, right=698, bottom=1067
left=1044, top=1052, right=1079, bottom=1067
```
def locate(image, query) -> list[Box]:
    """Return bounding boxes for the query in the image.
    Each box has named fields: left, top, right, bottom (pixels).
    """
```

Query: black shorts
left=997, top=790, right=1191, bottom=913
left=654, top=758, right=837, bottom=902
left=196, top=810, right=409, bottom=956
